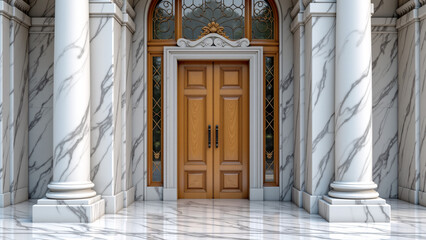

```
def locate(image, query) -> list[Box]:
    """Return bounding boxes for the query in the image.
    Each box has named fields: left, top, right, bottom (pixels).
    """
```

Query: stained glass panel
left=153, top=0, right=175, bottom=39
left=265, top=56, right=275, bottom=183
left=252, top=0, right=274, bottom=39
left=182, top=0, right=245, bottom=40
left=152, top=57, right=162, bottom=182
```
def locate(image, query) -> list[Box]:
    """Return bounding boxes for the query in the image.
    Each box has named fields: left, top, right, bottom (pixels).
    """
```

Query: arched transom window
left=147, top=0, right=279, bottom=187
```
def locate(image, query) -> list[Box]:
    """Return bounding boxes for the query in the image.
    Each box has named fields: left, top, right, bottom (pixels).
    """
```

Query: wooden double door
left=178, top=61, right=249, bottom=199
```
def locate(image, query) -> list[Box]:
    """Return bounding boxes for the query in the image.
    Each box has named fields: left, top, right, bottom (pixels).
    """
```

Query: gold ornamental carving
left=198, top=22, right=230, bottom=40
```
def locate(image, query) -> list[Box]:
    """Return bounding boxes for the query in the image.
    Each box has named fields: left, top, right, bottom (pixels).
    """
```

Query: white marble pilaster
left=121, top=1, right=136, bottom=208
left=291, top=2, right=305, bottom=207
left=9, top=3, right=30, bottom=205
left=396, top=1, right=421, bottom=204
left=89, top=1, right=124, bottom=214
left=302, top=2, right=336, bottom=214
left=418, top=4, right=426, bottom=207
left=0, top=1, right=11, bottom=207
left=278, top=0, right=295, bottom=202
left=319, top=0, right=390, bottom=222
left=33, top=0, right=105, bottom=223
left=132, top=0, right=147, bottom=201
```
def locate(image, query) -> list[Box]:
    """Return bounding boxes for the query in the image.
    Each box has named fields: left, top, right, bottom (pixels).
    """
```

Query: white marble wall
left=28, top=18, right=54, bottom=199
left=372, top=19, right=399, bottom=199
left=302, top=3, right=335, bottom=214
left=89, top=3, right=124, bottom=213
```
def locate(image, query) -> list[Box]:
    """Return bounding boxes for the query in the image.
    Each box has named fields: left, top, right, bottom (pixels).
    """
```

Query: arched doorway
left=131, top=0, right=294, bottom=201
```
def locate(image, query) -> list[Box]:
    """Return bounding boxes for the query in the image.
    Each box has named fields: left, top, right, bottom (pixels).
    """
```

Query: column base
left=292, top=187, right=303, bottom=207
left=398, top=186, right=418, bottom=204
left=319, top=195, right=391, bottom=222
left=103, top=191, right=124, bottom=214
left=123, top=187, right=135, bottom=207
left=0, top=192, right=10, bottom=207
left=32, top=195, right=105, bottom=223
left=419, top=191, right=426, bottom=207
left=302, top=191, right=321, bottom=214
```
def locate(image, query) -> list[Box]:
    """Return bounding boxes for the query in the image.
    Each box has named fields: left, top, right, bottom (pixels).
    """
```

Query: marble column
left=33, top=0, right=105, bottom=223
left=319, top=0, right=391, bottom=222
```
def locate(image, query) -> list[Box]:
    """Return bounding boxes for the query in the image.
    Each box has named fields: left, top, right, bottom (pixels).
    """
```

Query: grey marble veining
left=372, top=27, right=398, bottom=199
left=1, top=199, right=426, bottom=239
left=28, top=31, right=54, bottom=199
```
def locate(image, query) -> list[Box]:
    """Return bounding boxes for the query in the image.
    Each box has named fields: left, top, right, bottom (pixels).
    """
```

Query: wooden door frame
left=161, top=44, right=265, bottom=201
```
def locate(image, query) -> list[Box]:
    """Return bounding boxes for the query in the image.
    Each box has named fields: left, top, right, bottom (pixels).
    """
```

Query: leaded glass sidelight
left=152, top=57, right=163, bottom=183
left=264, top=56, right=275, bottom=183
left=153, top=0, right=175, bottom=39
left=182, top=0, right=245, bottom=40
left=252, top=0, right=274, bottom=39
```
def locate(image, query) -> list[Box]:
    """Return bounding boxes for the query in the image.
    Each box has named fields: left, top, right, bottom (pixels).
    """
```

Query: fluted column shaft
left=330, top=0, right=379, bottom=199
left=46, top=0, right=95, bottom=199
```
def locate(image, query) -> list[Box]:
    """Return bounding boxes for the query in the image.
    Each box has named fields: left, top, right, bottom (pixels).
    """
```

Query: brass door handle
left=208, top=125, right=211, bottom=148
left=215, top=125, right=219, bottom=148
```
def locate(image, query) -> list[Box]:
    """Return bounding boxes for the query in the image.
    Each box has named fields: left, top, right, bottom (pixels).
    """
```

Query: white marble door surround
left=160, top=35, right=266, bottom=201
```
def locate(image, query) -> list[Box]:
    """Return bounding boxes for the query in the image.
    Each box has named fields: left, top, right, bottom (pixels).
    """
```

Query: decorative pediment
left=177, top=33, right=250, bottom=48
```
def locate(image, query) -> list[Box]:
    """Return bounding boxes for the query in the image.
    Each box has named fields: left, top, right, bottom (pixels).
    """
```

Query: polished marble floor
left=0, top=199, right=425, bottom=239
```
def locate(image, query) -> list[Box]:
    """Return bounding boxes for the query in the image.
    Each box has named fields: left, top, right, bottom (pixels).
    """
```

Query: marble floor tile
left=0, top=199, right=425, bottom=239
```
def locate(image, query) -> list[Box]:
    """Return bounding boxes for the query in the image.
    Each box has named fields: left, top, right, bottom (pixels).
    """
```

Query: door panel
left=178, top=62, right=213, bottom=199
left=213, top=62, right=249, bottom=199
left=178, top=61, right=249, bottom=199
